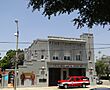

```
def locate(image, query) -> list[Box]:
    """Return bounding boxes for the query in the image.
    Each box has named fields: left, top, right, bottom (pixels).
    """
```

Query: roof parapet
left=48, top=36, right=85, bottom=42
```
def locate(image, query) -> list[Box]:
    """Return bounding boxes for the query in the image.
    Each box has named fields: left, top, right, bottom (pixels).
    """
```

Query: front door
left=49, top=68, right=61, bottom=86
left=61, top=69, right=69, bottom=80
left=63, top=71, right=67, bottom=80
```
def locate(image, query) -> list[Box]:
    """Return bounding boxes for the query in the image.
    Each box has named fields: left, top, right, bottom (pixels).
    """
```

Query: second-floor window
left=35, top=50, right=37, bottom=55
left=64, top=51, right=71, bottom=60
left=52, top=51, right=59, bottom=60
left=76, top=55, right=81, bottom=61
left=41, top=55, right=45, bottom=60
left=53, top=56, right=59, bottom=60
left=64, top=56, right=71, bottom=60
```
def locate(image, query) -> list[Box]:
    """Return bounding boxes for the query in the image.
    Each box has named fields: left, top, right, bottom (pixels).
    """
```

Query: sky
left=0, top=0, right=110, bottom=59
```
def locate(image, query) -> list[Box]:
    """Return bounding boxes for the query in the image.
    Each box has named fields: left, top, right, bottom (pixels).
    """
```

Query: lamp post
left=14, top=20, right=19, bottom=90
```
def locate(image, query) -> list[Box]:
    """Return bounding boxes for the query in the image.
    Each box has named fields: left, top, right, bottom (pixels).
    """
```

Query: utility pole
left=14, top=20, right=19, bottom=90
left=88, top=29, right=96, bottom=87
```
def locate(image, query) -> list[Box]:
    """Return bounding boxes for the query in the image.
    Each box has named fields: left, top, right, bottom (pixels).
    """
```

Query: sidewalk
left=1, top=85, right=110, bottom=90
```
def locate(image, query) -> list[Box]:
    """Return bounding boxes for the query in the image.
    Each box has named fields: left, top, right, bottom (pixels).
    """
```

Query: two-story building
left=18, top=33, right=95, bottom=87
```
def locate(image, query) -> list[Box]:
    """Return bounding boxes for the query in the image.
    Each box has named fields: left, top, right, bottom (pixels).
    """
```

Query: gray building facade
left=18, top=33, right=95, bottom=87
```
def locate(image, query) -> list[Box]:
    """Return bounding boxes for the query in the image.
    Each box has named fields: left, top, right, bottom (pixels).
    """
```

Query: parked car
left=58, top=76, right=90, bottom=89
left=96, top=79, right=103, bottom=84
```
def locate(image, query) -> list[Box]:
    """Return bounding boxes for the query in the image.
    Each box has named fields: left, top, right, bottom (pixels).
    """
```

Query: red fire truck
left=58, top=76, right=90, bottom=89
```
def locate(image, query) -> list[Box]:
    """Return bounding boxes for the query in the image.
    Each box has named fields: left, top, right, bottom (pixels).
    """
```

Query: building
left=18, top=33, right=95, bottom=87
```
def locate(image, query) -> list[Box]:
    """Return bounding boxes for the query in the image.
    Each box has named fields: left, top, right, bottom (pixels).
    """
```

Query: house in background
left=18, top=33, right=95, bottom=87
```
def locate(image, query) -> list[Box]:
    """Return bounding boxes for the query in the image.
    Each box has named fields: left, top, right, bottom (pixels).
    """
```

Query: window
left=64, top=56, right=71, bottom=60
left=41, top=55, right=44, bottom=60
left=76, top=55, right=81, bottom=60
left=64, top=56, right=66, bottom=60
left=52, top=51, right=59, bottom=60
left=67, top=56, right=70, bottom=60
left=88, top=56, right=91, bottom=60
left=70, top=78, right=74, bottom=81
left=54, top=42, right=59, bottom=46
left=53, top=56, right=59, bottom=60
left=39, top=79, right=47, bottom=82
left=64, top=51, right=71, bottom=60
left=35, top=50, right=37, bottom=54
left=56, top=56, right=58, bottom=60
left=76, top=78, right=80, bottom=81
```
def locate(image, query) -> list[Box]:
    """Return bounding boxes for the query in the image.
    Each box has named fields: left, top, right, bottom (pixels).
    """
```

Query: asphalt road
left=1, top=85, right=110, bottom=90
left=0, top=80, right=110, bottom=90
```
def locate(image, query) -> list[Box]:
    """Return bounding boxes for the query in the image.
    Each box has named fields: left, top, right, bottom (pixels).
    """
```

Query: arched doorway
left=20, top=71, right=35, bottom=86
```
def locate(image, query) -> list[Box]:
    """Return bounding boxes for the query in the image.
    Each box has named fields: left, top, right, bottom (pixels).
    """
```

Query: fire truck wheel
left=82, top=84, right=86, bottom=88
left=64, top=84, right=68, bottom=89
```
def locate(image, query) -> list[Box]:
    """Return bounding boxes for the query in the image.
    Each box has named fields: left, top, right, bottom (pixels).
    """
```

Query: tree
left=105, top=64, right=110, bottom=79
left=101, top=55, right=110, bottom=79
left=96, top=55, right=110, bottom=79
left=0, top=49, right=24, bottom=70
left=95, top=60, right=107, bottom=78
left=28, top=0, right=110, bottom=29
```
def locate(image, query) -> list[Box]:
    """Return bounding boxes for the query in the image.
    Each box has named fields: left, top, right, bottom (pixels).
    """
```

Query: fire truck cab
left=58, top=76, right=90, bottom=89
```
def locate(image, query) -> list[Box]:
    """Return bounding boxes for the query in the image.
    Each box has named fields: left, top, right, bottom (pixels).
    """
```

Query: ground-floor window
left=39, top=79, right=47, bottom=82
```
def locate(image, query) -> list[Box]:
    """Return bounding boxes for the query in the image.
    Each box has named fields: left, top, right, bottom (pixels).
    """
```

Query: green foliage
left=95, top=59, right=110, bottom=78
left=105, top=64, right=110, bottom=77
left=0, top=49, right=24, bottom=69
left=28, top=0, right=110, bottom=28
left=95, top=60, right=106, bottom=77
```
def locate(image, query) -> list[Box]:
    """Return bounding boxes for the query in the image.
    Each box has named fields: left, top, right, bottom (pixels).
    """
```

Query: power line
left=0, top=41, right=110, bottom=45
left=94, top=47, right=110, bottom=49
left=0, top=46, right=110, bottom=52
left=0, top=41, right=110, bottom=53
left=95, top=43, right=110, bottom=45
left=0, top=42, right=31, bottom=44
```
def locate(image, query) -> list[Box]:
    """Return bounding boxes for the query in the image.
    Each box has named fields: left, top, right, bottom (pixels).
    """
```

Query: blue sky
left=0, top=0, right=110, bottom=58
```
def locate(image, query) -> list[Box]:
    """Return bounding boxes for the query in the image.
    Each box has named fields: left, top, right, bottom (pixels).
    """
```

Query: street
left=0, top=80, right=110, bottom=90
left=0, top=86, right=110, bottom=90
left=1, top=85, right=110, bottom=90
